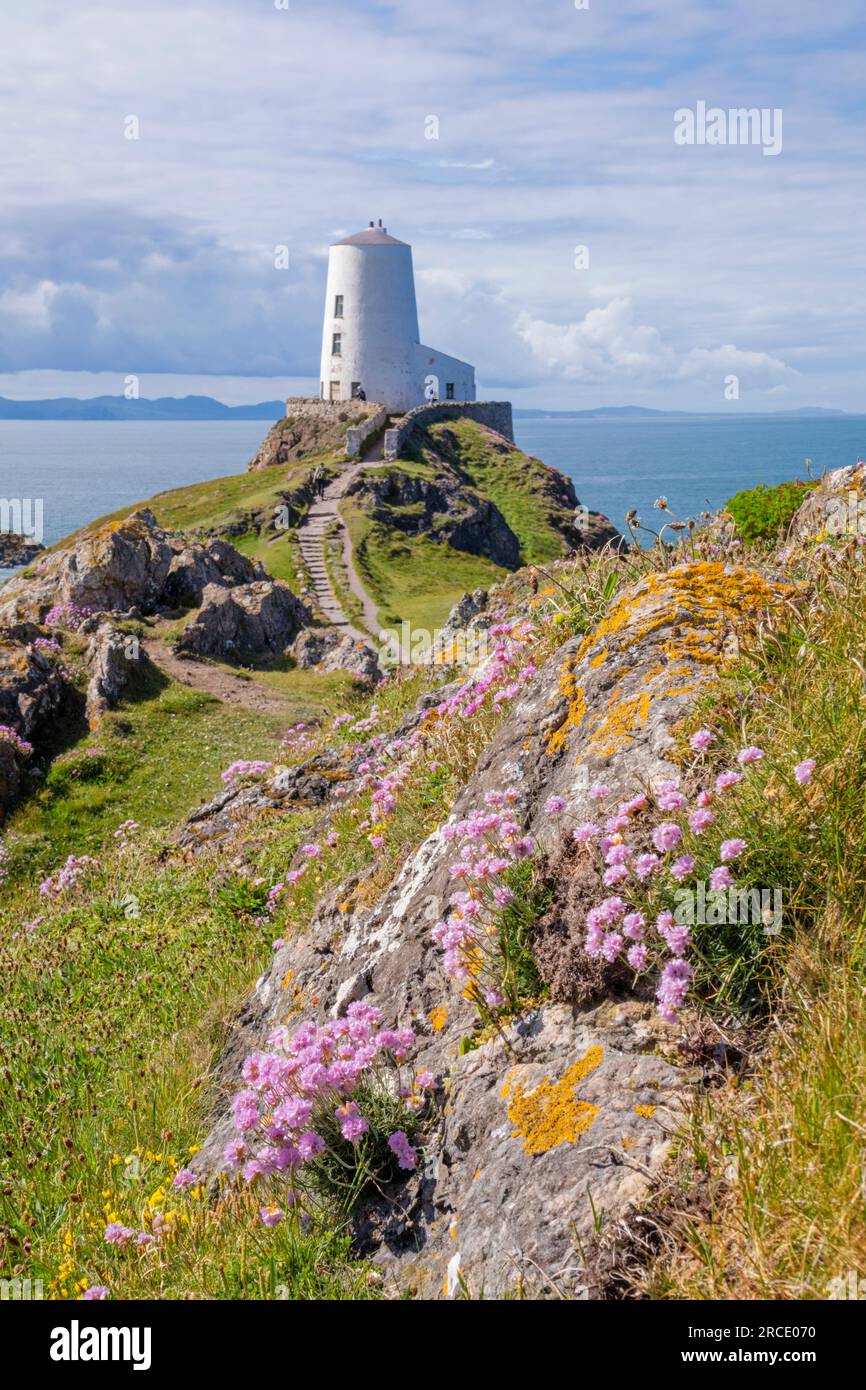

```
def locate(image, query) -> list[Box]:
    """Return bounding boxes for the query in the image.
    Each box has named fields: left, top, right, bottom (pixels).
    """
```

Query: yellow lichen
left=430, top=1006, right=447, bottom=1032
left=547, top=563, right=797, bottom=757
left=634, top=1103, right=656, bottom=1119
left=502, top=1046, right=604, bottom=1155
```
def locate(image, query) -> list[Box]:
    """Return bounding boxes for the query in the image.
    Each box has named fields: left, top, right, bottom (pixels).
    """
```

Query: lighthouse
left=318, top=221, right=475, bottom=412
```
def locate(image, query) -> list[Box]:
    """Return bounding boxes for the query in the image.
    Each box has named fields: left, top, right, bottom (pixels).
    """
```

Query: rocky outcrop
left=0, top=535, right=44, bottom=567
left=785, top=461, right=866, bottom=544
left=0, top=509, right=267, bottom=626
left=193, top=559, right=791, bottom=1297
left=346, top=463, right=522, bottom=569
left=177, top=581, right=310, bottom=659
left=85, top=623, right=147, bottom=728
left=0, top=634, right=68, bottom=815
left=291, top=627, right=383, bottom=687
left=247, top=400, right=381, bottom=471
left=427, top=422, right=623, bottom=555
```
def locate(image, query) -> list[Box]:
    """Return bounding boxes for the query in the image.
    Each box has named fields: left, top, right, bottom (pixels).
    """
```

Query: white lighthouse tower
left=318, top=221, right=475, bottom=412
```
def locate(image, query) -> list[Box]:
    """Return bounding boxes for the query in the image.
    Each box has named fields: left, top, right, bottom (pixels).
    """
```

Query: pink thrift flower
left=670, top=854, right=696, bottom=882
left=260, top=1206, right=285, bottom=1227
left=634, top=852, right=660, bottom=881
left=572, top=822, right=601, bottom=843
left=737, top=746, right=765, bottom=765
left=709, top=865, right=733, bottom=890
left=388, top=1130, right=417, bottom=1171
left=601, top=931, right=623, bottom=962
left=689, top=808, right=715, bottom=833
left=172, top=1168, right=198, bottom=1189
left=794, top=758, right=816, bottom=785
left=652, top=822, right=682, bottom=853
left=82, top=1285, right=110, bottom=1300
left=544, top=795, right=566, bottom=816
left=719, top=838, right=746, bottom=862
left=657, top=780, right=687, bottom=811
left=603, top=864, right=629, bottom=886
left=626, top=943, right=648, bottom=971
left=690, top=729, right=714, bottom=752
left=622, top=911, right=645, bottom=940
left=297, top=1131, right=326, bottom=1161
left=589, top=784, right=611, bottom=801
left=715, top=770, right=742, bottom=793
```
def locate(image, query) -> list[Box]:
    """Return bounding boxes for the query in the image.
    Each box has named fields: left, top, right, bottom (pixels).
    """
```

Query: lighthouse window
left=334, top=295, right=344, bottom=317
left=332, top=333, right=342, bottom=356
left=445, top=382, right=455, bottom=400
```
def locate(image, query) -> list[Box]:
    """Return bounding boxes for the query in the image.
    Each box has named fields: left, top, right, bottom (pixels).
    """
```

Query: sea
left=1, top=415, right=865, bottom=581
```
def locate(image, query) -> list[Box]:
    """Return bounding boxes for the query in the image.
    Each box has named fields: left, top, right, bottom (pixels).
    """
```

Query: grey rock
left=177, top=581, right=310, bottom=659
left=291, top=627, right=383, bottom=687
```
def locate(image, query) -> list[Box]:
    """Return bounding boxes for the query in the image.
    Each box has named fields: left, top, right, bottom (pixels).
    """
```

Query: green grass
left=644, top=540, right=866, bottom=1299
left=50, top=457, right=338, bottom=552
left=1, top=659, right=286, bottom=884
left=342, top=496, right=506, bottom=632
left=422, top=418, right=574, bottom=565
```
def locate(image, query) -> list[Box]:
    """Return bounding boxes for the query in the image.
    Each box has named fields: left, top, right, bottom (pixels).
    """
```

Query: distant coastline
left=0, top=394, right=858, bottom=422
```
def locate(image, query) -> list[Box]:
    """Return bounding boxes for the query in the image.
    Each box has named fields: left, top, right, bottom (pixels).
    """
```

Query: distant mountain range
left=0, top=395, right=856, bottom=422
left=0, top=395, right=286, bottom=420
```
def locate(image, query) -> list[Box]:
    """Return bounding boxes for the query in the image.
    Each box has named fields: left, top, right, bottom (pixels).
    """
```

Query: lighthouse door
left=329, top=380, right=341, bottom=402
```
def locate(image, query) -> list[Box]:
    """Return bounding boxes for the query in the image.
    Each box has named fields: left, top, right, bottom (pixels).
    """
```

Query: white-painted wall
left=318, top=229, right=475, bottom=412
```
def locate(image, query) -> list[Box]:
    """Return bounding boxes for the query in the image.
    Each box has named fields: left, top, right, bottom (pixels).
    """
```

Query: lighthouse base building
left=318, top=222, right=475, bottom=413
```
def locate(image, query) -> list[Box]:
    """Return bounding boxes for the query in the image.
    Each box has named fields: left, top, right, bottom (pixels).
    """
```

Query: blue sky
left=1, top=0, right=864, bottom=410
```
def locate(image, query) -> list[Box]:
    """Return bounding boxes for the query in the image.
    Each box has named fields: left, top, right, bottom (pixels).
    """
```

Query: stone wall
left=283, top=397, right=380, bottom=429
left=345, top=406, right=389, bottom=458
left=383, top=401, right=513, bottom=461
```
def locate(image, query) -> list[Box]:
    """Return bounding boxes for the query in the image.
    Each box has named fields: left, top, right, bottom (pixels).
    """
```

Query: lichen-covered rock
left=192, top=560, right=793, bottom=1296
left=785, top=462, right=866, bottom=544
left=0, top=509, right=267, bottom=625
left=177, top=581, right=310, bottom=659
left=0, top=635, right=67, bottom=740
left=291, top=627, right=382, bottom=686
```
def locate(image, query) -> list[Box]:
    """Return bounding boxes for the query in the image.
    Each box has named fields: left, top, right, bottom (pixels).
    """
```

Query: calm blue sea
left=1, top=416, right=865, bottom=581
left=513, top=416, right=866, bottom=534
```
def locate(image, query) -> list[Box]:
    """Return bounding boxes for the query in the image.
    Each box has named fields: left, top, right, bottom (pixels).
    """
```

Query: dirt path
left=298, top=456, right=384, bottom=640
left=142, top=638, right=289, bottom=714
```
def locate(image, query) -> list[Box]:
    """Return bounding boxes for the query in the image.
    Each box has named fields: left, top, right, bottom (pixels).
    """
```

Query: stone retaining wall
left=383, top=401, right=514, bottom=461
left=345, top=406, right=389, bottom=458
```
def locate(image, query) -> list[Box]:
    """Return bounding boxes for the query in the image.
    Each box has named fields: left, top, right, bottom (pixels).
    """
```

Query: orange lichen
left=547, top=563, right=797, bottom=757
left=501, top=1046, right=604, bottom=1156
left=634, top=1104, right=656, bottom=1119
left=429, top=1006, right=448, bottom=1032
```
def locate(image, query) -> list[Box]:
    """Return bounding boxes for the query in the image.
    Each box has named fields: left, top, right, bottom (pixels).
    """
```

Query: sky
left=0, top=0, right=864, bottom=411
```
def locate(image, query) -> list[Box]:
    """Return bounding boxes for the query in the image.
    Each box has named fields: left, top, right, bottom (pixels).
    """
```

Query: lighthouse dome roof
left=333, top=225, right=407, bottom=247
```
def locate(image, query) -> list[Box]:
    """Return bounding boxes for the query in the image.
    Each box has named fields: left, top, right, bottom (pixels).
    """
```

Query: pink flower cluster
left=431, top=792, right=533, bottom=1010
left=44, top=602, right=94, bottom=631
left=221, top=759, right=273, bottom=787
left=225, top=1001, right=418, bottom=1201
left=0, top=724, right=33, bottom=758
left=38, top=853, right=97, bottom=900
left=426, top=622, right=537, bottom=723
left=574, top=747, right=813, bottom=1020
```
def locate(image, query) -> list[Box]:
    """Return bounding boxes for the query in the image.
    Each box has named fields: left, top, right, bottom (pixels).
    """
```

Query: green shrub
left=725, top=478, right=816, bottom=541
